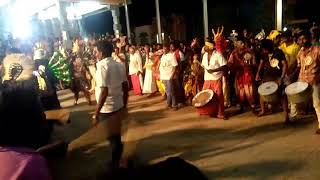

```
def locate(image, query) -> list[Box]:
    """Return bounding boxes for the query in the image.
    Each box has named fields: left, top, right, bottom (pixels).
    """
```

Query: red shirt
left=297, top=46, right=320, bottom=85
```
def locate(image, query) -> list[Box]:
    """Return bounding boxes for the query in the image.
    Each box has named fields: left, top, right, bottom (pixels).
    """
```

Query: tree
left=139, top=32, right=149, bottom=45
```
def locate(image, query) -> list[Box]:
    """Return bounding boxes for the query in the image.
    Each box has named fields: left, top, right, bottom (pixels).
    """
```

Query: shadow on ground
left=205, top=160, right=303, bottom=179
left=136, top=116, right=315, bottom=158
left=49, top=143, right=111, bottom=180
left=50, top=91, right=315, bottom=180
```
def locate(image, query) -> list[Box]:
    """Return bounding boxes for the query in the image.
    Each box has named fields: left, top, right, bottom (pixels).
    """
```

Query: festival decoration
left=2, top=54, right=34, bottom=82
left=255, top=29, right=266, bottom=40
left=244, top=53, right=252, bottom=64
left=33, top=41, right=47, bottom=60
left=304, top=56, right=313, bottom=66
left=212, top=26, right=228, bottom=53
left=48, top=51, right=72, bottom=86
left=270, top=58, right=280, bottom=69
left=267, top=30, right=281, bottom=41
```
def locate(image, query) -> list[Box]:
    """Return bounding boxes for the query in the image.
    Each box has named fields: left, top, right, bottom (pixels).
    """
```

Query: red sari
left=228, top=48, right=256, bottom=107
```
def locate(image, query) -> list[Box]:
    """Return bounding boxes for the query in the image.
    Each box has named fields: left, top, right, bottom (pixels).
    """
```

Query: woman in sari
left=228, top=37, right=256, bottom=112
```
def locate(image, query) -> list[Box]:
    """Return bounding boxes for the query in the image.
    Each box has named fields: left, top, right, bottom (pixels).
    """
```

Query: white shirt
left=202, top=51, right=227, bottom=80
left=95, top=57, right=127, bottom=113
left=175, top=50, right=185, bottom=62
left=129, top=52, right=143, bottom=75
left=159, top=52, right=178, bottom=80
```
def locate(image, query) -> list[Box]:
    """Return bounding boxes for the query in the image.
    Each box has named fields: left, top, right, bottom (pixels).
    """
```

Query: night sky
left=82, top=0, right=319, bottom=39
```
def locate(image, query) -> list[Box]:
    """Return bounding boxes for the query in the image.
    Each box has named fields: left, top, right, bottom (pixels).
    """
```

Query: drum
left=285, top=81, right=311, bottom=104
left=192, top=89, right=216, bottom=116
left=258, top=81, right=279, bottom=103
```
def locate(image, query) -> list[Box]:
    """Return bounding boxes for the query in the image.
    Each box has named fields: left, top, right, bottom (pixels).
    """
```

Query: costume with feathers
left=48, top=51, right=72, bottom=87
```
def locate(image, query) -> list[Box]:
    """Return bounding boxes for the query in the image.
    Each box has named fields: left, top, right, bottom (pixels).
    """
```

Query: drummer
left=255, top=39, right=289, bottom=123
left=296, top=31, right=320, bottom=134
left=201, top=40, right=228, bottom=120
left=279, top=30, right=301, bottom=119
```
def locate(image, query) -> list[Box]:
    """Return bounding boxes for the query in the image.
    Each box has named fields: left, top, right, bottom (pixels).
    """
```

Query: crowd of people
left=0, top=24, right=320, bottom=178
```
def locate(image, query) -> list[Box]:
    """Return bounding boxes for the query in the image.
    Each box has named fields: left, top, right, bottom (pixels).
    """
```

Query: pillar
left=276, top=0, right=283, bottom=31
left=203, top=0, right=209, bottom=38
left=111, top=6, right=121, bottom=38
left=155, top=0, right=162, bottom=44
left=124, top=0, right=132, bottom=44
left=56, top=0, right=72, bottom=49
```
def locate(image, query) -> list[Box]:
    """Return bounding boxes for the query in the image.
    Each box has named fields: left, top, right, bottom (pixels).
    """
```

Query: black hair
left=205, top=37, right=212, bottom=42
left=298, top=30, right=312, bottom=41
left=260, top=39, right=274, bottom=52
left=96, top=40, right=113, bottom=57
left=282, top=30, right=293, bottom=39
left=163, top=44, right=170, bottom=48
left=236, top=36, right=247, bottom=43
left=0, top=80, right=49, bottom=149
left=311, top=28, right=320, bottom=40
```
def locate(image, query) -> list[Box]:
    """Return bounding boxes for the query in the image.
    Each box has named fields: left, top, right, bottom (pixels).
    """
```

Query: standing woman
left=142, top=44, right=157, bottom=95
left=152, top=47, right=166, bottom=97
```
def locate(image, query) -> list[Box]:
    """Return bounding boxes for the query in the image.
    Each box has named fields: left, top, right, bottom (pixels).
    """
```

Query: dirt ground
left=50, top=90, right=320, bottom=180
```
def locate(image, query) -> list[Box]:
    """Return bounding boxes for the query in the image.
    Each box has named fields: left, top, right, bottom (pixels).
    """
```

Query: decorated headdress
left=33, top=48, right=46, bottom=60
left=230, top=30, right=238, bottom=37
left=34, top=42, right=46, bottom=50
left=212, top=26, right=227, bottom=53
left=267, top=30, right=281, bottom=41
left=255, top=29, right=266, bottom=40
left=2, top=54, right=34, bottom=82
left=33, top=41, right=47, bottom=60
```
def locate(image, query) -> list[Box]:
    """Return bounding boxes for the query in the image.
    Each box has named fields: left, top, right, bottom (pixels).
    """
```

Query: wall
left=134, top=25, right=152, bottom=45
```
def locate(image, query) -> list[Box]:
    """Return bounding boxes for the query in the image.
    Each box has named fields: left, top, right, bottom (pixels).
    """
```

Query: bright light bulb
left=283, top=27, right=288, bottom=31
